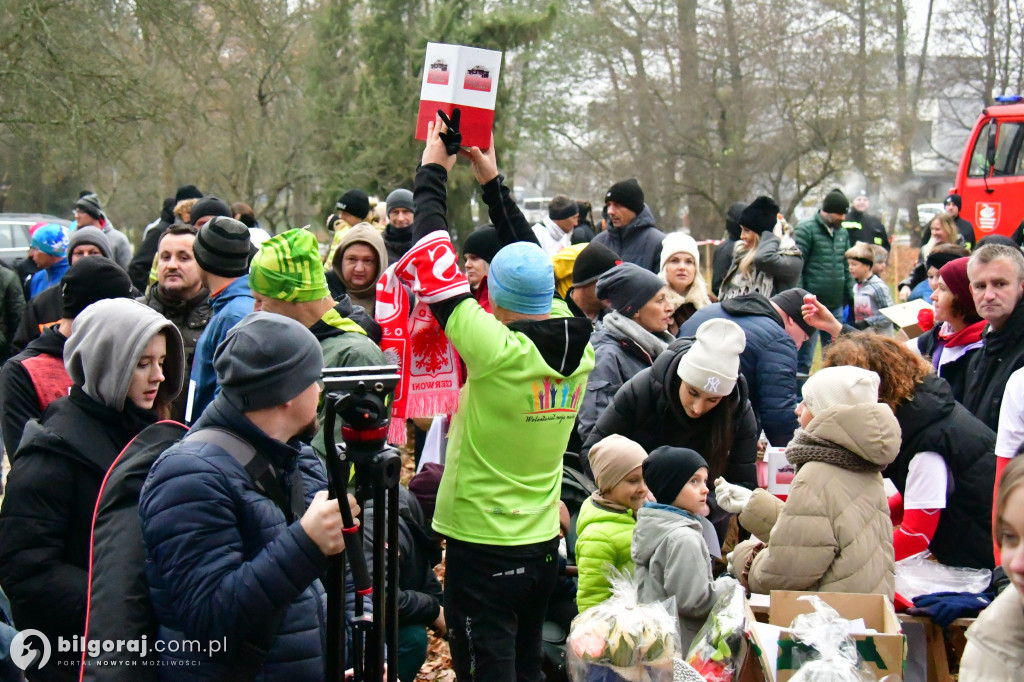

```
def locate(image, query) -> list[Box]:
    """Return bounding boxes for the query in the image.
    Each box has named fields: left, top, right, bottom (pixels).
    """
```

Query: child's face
left=1000, top=485, right=1024, bottom=604
left=606, top=466, right=649, bottom=513
left=795, top=401, right=814, bottom=428
left=671, top=467, right=709, bottom=516
left=847, top=258, right=871, bottom=282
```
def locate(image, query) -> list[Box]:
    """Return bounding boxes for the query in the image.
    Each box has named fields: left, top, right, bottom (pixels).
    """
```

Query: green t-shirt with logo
left=431, top=297, right=595, bottom=546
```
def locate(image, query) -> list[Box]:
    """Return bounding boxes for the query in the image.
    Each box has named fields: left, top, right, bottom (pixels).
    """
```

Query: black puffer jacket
left=888, top=375, right=996, bottom=569
left=580, top=337, right=758, bottom=490
left=913, top=325, right=983, bottom=404
left=0, top=389, right=157, bottom=682
left=963, top=300, right=1024, bottom=431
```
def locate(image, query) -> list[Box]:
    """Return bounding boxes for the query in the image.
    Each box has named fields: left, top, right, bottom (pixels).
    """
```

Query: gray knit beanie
left=214, top=312, right=324, bottom=412
left=386, top=189, right=414, bottom=216
left=194, top=216, right=252, bottom=278
left=596, top=262, right=665, bottom=317
left=67, top=226, right=112, bottom=260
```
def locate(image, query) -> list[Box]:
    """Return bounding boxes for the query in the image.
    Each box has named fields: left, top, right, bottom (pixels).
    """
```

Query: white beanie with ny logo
left=677, top=318, right=746, bottom=397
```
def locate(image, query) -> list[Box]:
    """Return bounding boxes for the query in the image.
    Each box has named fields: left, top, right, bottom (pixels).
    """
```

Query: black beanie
left=770, top=287, right=815, bottom=339
left=194, top=216, right=252, bottom=278
left=925, top=249, right=968, bottom=272
left=822, top=188, right=849, bottom=214
left=190, top=195, right=232, bottom=225
left=336, top=189, right=370, bottom=220
left=596, top=262, right=665, bottom=317
left=573, top=242, right=621, bottom=286
left=976, top=234, right=1018, bottom=250
left=61, top=258, right=134, bottom=319
left=462, top=225, right=501, bottom=263
left=944, top=194, right=962, bottom=210
left=74, top=193, right=104, bottom=220
left=725, top=202, right=746, bottom=241
left=739, top=196, right=780, bottom=235
left=605, top=178, right=645, bottom=215
left=175, top=184, right=203, bottom=203
left=642, top=446, right=709, bottom=505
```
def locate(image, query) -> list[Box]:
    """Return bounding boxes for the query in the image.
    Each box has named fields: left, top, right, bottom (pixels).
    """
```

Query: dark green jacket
left=794, top=213, right=854, bottom=311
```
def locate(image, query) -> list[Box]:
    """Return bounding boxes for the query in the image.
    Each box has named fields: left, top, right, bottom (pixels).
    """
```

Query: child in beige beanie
left=575, top=435, right=649, bottom=611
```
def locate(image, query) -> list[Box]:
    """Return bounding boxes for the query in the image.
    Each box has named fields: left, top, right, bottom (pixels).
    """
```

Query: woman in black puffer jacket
left=581, top=319, right=758, bottom=541
left=826, top=333, right=995, bottom=569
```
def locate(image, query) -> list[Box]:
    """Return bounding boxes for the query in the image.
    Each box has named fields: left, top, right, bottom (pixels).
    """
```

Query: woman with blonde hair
left=718, top=196, right=802, bottom=301
left=658, top=232, right=711, bottom=333
left=899, top=213, right=964, bottom=301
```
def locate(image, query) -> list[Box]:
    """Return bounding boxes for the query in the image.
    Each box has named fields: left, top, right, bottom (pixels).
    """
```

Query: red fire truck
left=950, top=95, right=1024, bottom=239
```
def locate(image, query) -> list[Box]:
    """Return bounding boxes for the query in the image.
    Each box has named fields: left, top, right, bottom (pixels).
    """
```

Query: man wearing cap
left=944, top=194, right=977, bottom=250
left=563, top=242, right=620, bottom=329
left=843, top=191, right=890, bottom=251
left=531, top=195, right=579, bottom=256
left=249, top=228, right=385, bottom=457
left=140, top=312, right=363, bottom=679
left=12, top=226, right=114, bottom=352
left=72, top=192, right=133, bottom=269
left=186, top=216, right=256, bottom=425
left=26, top=223, right=70, bottom=299
left=794, top=188, right=855, bottom=379
left=680, top=288, right=841, bottom=447
left=461, top=225, right=501, bottom=313
left=129, top=184, right=205, bottom=290
left=405, top=116, right=595, bottom=681
left=139, top=224, right=212, bottom=422
left=592, top=178, right=665, bottom=273
left=0, top=259, right=134, bottom=455
left=325, top=188, right=373, bottom=266
left=382, top=188, right=416, bottom=263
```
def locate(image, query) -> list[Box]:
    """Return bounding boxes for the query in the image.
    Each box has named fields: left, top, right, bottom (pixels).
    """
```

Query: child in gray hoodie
left=632, top=446, right=735, bottom=651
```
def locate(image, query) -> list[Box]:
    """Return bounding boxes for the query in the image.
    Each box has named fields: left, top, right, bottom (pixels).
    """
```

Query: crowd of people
left=0, top=112, right=1021, bottom=682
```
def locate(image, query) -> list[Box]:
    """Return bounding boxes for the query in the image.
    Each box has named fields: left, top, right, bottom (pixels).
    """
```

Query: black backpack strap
left=185, top=428, right=305, bottom=523
left=183, top=427, right=307, bottom=681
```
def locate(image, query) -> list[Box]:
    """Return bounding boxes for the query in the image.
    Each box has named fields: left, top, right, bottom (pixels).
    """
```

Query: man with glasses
left=793, top=188, right=855, bottom=381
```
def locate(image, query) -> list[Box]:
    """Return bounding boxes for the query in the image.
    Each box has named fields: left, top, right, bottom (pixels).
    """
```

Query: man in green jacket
left=248, top=227, right=386, bottom=458
left=794, top=188, right=855, bottom=379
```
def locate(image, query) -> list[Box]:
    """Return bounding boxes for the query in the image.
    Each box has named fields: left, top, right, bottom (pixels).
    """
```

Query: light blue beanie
left=488, top=242, right=554, bottom=315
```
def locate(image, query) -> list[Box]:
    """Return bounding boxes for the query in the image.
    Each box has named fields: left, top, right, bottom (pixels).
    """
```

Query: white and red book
left=416, top=42, right=502, bottom=149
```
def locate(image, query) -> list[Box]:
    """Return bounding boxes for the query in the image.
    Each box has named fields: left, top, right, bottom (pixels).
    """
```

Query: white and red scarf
left=376, top=231, right=469, bottom=444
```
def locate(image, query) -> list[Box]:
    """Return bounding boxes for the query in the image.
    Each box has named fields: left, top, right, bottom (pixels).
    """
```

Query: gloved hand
left=713, top=574, right=739, bottom=594
left=437, top=108, right=462, bottom=155
left=907, top=591, right=991, bottom=627
left=714, top=477, right=752, bottom=514
left=852, top=319, right=870, bottom=330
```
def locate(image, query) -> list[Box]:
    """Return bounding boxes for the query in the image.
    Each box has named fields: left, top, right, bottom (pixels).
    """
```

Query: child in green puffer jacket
left=575, top=435, right=649, bottom=612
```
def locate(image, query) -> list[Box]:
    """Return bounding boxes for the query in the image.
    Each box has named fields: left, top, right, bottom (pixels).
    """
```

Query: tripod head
left=322, top=365, right=400, bottom=465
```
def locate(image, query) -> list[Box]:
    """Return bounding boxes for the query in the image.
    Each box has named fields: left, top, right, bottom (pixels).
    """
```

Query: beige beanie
left=801, top=366, right=880, bottom=415
left=677, top=318, right=746, bottom=397
left=588, top=435, right=648, bottom=492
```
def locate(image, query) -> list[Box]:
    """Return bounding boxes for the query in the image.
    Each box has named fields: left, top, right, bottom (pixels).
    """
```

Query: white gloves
left=724, top=551, right=738, bottom=577
left=714, top=477, right=752, bottom=515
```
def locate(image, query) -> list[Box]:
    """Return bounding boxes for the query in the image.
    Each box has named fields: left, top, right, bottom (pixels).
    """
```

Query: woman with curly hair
left=824, top=333, right=996, bottom=568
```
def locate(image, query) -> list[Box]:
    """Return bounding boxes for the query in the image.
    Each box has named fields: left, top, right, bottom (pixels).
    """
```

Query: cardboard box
left=769, top=591, right=906, bottom=681
left=879, top=300, right=933, bottom=339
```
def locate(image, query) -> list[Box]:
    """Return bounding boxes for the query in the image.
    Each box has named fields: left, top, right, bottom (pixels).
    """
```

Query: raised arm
left=465, top=139, right=539, bottom=248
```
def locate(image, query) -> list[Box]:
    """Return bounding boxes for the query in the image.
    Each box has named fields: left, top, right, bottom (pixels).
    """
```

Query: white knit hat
left=801, top=366, right=880, bottom=415
left=659, top=232, right=700, bottom=274
left=677, top=318, right=746, bottom=397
